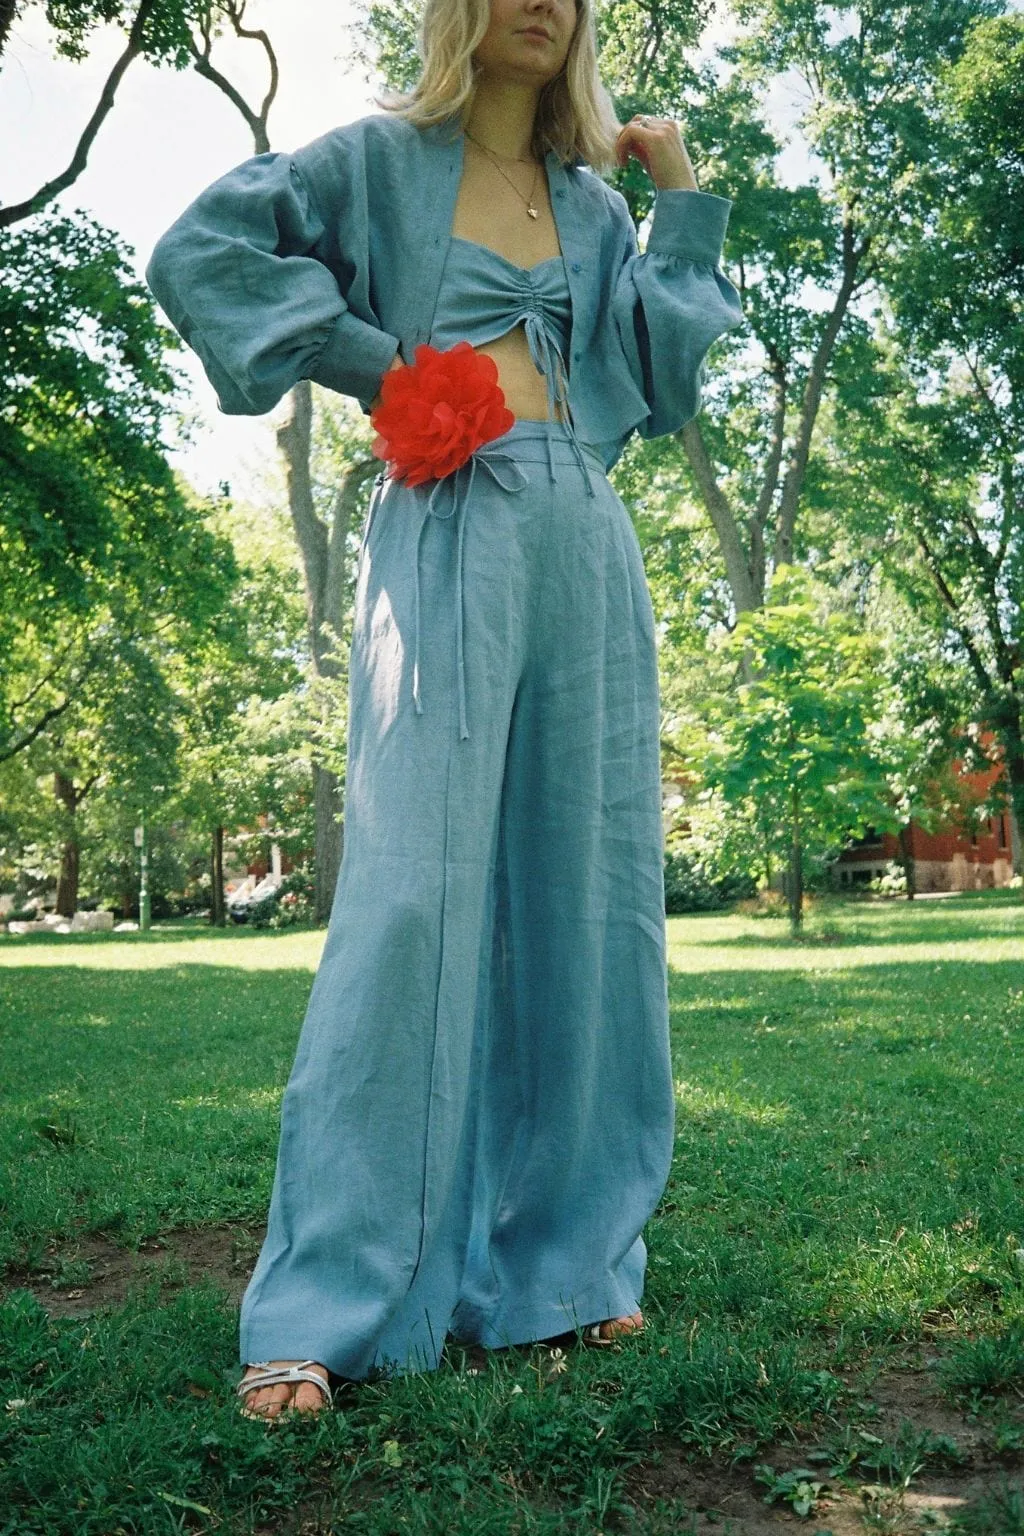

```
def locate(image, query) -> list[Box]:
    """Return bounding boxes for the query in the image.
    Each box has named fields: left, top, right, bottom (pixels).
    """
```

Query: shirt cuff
left=305, top=312, right=401, bottom=404
left=646, top=189, right=733, bottom=265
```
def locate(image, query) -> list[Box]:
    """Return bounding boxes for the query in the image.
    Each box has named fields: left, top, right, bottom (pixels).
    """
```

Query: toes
left=240, top=1362, right=329, bottom=1419
left=256, top=1383, right=291, bottom=1417
left=293, top=1368, right=329, bottom=1414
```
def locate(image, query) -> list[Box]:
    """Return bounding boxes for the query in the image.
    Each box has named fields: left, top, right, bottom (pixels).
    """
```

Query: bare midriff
left=449, top=141, right=569, bottom=425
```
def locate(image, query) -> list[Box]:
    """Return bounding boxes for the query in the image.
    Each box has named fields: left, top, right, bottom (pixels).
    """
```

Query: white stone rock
left=70, top=911, right=115, bottom=933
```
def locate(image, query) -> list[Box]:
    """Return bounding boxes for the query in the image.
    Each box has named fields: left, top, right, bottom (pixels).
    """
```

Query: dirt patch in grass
left=3, top=1229, right=1022, bottom=1532
left=626, top=1355, right=1023, bottom=1533
left=0, top=1219, right=268, bottom=1317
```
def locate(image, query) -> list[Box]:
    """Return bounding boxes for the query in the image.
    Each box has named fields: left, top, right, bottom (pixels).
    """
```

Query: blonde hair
left=376, top=0, right=622, bottom=172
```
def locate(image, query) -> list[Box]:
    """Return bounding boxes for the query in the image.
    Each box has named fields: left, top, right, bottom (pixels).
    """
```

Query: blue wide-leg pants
left=239, top=421, right=675, bottom=1379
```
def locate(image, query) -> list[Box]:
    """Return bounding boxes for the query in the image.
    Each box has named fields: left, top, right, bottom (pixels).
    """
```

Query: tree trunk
left=277, top=381, right=370, bottom=917
left=210, top=825, right=226, bottom=926
left=898, top=824, right=917, bottom=900
left=313, top=762, right=344, bottom=925
left=788, top=786, right=803, bottom=934
left=55, top=838, right=80, bottom=918
left=53, top=769, right=80, bottom=916
left=1005, top=747, right=1024, bottom=879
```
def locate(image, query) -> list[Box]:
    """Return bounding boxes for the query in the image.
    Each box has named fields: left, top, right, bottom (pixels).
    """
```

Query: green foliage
left=347, top=0, right=424, bottom=94
left=248, top=863, right=317, bottom=929
left=663, top=849, right=756, bottom=913
left=938, top=1323, right=1024, bottom=1404
left=0, top=211, right=186, bottom=625
left=692, top=567, right=896, bottom=912
left=754, top=1462, right=827, bottom=1516
left=32, top=0, right=210, bottom=67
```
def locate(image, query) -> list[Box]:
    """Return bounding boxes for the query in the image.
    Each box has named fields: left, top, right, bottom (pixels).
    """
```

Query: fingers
left=614, top=114, right=678, bottom=167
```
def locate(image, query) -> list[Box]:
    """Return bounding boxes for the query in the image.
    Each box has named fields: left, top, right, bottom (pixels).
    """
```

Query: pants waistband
left=392, top=420, right=601, bottom=743
left=483, top=420, right=606, bottom=473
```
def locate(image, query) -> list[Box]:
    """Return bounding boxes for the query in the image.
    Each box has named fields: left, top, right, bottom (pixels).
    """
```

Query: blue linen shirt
left=146, top=112, right=745, bottom=471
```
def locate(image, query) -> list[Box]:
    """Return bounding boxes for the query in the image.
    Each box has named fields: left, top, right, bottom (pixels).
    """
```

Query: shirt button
left=571, top=261, right=582, bottom=273
left=573, top=351, right=581, bottom=362
left=555, top=189, right=565, bottom=198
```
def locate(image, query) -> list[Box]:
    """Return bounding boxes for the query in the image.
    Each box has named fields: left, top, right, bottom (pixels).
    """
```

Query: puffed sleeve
left=145, top=151, right=401, bottom=416
left=610, top=187, right=744, bottom=438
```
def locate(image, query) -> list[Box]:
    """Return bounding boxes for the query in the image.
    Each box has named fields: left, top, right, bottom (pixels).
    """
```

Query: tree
left=166, top=493, right=312, bottom=926
left=0, top=212, right=195, bottom=656
left=351, top=1, right=1010, bottom=630
left=693, top=567, right=896, bottom=931
left=871, top=13, right=1024, bottom=867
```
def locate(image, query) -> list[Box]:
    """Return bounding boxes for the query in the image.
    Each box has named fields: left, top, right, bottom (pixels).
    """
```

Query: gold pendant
left=527, top=205, right=538, bottom=219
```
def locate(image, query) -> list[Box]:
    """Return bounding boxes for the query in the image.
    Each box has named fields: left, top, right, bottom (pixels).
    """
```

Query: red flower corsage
left=370, top=341, right=515, bottom=487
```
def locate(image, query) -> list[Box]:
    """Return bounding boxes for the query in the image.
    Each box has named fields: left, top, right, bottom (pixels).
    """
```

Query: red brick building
left=834, top=756, right=1016, bottom=892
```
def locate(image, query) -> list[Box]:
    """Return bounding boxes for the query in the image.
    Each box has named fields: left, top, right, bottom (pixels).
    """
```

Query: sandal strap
left=582, top=1317, right=644, bottom=1345
left=238, top=1361, right=332, bottom=1403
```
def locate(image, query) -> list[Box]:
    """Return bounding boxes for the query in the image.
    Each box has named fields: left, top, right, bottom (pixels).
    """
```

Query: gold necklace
left=464, top=129, right=541, bottom=219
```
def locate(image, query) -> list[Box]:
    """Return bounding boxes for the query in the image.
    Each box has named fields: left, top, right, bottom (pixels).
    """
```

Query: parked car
left=227, top=874, right=281, bottom=924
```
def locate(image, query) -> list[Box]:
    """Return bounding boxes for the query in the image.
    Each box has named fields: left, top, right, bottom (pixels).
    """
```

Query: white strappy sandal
left=237, top=1360, right=333, bottom=1419
left=581, top=1311, right=645, bottom=1347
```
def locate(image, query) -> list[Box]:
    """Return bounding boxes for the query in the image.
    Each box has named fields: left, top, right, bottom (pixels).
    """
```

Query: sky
left=1, top=0, right=806, bottom=504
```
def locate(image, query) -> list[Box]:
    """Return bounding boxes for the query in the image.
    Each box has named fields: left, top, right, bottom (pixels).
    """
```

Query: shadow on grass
left=672, top=893, right=1024, bottom=951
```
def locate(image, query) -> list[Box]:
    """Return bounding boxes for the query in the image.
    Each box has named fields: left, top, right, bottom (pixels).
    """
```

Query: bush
left=5, top=905, right=39, bottom=923
left=664, top=850, right=757, bottom=914
left=249, top=864, right=318, bottom=929
left=867, top=860, right=908, bottom=898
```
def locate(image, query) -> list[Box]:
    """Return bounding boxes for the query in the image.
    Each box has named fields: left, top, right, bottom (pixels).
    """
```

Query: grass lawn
left=1, top=893, right=1023, bottom=1534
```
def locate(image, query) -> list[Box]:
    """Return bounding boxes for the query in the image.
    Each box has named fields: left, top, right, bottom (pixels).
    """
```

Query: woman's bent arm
left=610, top=187, right=744, bottom=439
left=146, top=151, right=401, bottom=417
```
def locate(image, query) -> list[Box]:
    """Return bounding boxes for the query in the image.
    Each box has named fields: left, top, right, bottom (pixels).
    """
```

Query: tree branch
left=680, top=417, right=760, bottom=612
left=188, top=0, right=279, bottom=154
left=277, top=382, right=330, bottom=670
left=0, top=0, right=159, bottom=228
left=915, top=527, right=994, bottom=703
left=325, top=457, right=378, bottom=653
left=0, top=695, right=74, bottom=763
left=772, top=221, right=870, bottom=569
left=226, top=0, right=279, bottom=131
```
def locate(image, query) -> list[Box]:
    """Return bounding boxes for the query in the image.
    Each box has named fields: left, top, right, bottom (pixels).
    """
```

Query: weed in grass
left=44, top=1257, right=93, bottom=1291
left=859, top=1480, right=908, bottom=1534
left=939, top=1324, right=1024, bottom=1403
left=990, top=1419, right=1024, bottom=1455
left=948, top=1477, right=1024, bottom=1535
left=754, top=1462, right=830, bottom=1515
left=820, top=1418, right=970, bottom=1489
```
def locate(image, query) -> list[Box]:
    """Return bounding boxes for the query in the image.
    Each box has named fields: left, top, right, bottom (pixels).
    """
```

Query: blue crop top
left=429, top=235, right=592, bottom=482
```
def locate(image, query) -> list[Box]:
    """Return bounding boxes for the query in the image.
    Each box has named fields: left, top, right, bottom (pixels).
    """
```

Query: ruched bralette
left=430, top=235, right=594, bottom=486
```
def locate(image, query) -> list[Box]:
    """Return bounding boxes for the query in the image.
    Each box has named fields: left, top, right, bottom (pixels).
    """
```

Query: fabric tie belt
left=375, top=428, right=603, bottom=741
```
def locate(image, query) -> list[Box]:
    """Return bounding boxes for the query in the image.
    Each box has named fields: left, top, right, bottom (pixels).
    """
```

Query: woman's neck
left=463, top=78, right=542, bottom=162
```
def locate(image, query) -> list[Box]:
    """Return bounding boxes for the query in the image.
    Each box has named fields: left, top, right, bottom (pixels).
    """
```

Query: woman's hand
left=370, top=351, right=406, bottom=412
left=614, top=116, right=699, bottom=191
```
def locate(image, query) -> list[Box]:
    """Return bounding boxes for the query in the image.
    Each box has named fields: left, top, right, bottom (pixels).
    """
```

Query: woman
left=147, top=0, right=743, bottom=1419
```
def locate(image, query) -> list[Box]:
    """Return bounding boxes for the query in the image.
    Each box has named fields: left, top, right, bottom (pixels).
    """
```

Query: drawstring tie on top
left=414, top=446, right=529, bottom=741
